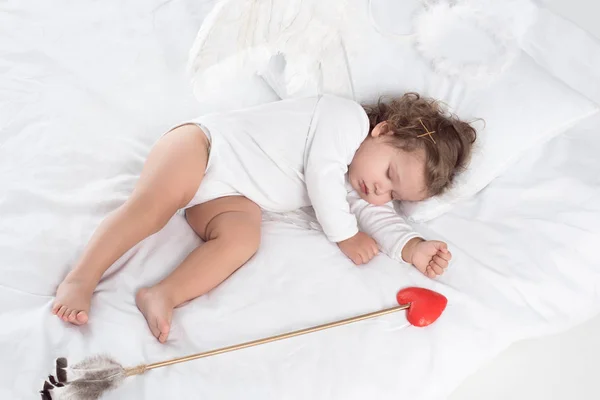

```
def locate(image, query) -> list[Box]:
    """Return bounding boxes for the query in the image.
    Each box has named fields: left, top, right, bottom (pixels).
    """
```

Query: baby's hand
left=337, top=232, right=379, bottom=265
left=403, top=238, right=452, bottom=279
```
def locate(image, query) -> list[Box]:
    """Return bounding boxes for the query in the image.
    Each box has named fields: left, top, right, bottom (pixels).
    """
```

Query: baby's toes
left=157, top=321, right=171, bottom=344
left=62, top=309, right=72, bottom=322
left=75, top=311, right=88, bottom=325
left=56, top=305, right=68, bottom=319
left=147, top=320, right=161, bottom=340
left=67, top=310, right=78, bottom=322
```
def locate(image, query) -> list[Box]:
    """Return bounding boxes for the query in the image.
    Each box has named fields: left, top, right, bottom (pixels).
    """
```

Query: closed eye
left=389, top=167, right=400, bottom=199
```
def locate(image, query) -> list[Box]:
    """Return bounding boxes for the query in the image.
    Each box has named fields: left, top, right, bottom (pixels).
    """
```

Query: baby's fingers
left=437, top=250, right=452, bottom=262
left=358, top=244, right=376, bottom=262
left=358, top=252, right=368, bottom=264
left=430, top=262, right=445, bottom=276
left=357, top=249, right=372, bottom=265
left=371, top=244, right=379, bottom=258
left=433, top=255, right=448, bottom=268
left=425, top=266, right=437, bottom=279
left=365, top=247, right=377, bottom=262
left=348, top=252, right=363, bottom=265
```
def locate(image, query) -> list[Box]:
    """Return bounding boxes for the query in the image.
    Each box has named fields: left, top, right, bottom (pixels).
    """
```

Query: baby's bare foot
left=136, top=287, right=173, bottom=344
left=52, top=276, right=96, bottom=325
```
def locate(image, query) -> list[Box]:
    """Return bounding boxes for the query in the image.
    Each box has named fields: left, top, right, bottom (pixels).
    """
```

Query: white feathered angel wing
left=187, top=0, right=356, bottom=99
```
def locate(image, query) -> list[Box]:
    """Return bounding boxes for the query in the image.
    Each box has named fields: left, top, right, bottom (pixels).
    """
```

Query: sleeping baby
left=52, top=93, right=476, bottom=342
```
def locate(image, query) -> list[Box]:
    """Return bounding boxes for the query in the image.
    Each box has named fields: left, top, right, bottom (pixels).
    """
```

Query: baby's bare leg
left=53, top=124, right=209, bottom=325
left=135, top=196, right=261, bottom=343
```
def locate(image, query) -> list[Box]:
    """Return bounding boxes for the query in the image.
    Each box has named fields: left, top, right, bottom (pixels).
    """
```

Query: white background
left=451, top=1, right=600, bottom=399
left=543, top=0, right=600, bottom=38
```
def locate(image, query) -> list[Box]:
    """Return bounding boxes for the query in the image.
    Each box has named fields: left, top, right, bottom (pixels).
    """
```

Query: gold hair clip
left=417, top=118, right=436, bottom=144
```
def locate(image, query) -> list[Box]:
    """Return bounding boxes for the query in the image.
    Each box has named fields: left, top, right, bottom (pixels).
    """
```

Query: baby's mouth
left=360, top=181, right=369, bottom=195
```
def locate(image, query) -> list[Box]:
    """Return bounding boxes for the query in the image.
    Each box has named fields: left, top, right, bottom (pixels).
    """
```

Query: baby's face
left=348, top=122, right=429, bottom=206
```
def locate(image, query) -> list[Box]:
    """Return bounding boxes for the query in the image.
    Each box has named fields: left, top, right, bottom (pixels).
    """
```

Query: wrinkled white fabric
left=1, top=2, right=600, bottom=400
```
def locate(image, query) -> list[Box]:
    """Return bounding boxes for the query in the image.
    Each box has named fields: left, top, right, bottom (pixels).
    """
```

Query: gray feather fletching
left=41, top=355, right=126, bottom=400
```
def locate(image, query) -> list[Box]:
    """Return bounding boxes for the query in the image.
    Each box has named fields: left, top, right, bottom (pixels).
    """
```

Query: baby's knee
left=218, top=220, right=261, bottom=260
left=228, top=224, right=261, bottom=254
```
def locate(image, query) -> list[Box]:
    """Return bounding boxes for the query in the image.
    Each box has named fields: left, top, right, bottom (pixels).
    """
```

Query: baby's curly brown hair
left=363, top=92, right=477, bottom=197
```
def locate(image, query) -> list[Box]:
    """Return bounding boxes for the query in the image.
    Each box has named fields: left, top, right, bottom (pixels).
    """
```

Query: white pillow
left=399, top=54, right=598, bottom=221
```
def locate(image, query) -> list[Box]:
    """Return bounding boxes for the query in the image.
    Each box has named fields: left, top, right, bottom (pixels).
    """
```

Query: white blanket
left=1, top=1, right=599, bottom=399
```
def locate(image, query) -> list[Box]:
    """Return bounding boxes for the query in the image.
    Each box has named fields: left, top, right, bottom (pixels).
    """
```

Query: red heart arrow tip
left=396, top=287, right=448, bottom=327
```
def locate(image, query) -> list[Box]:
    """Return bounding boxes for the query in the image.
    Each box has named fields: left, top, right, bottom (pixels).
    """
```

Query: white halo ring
left=413, top=3, right=519, bottom=80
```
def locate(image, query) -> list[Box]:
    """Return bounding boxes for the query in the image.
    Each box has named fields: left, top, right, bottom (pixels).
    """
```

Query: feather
left=39, top=356, right=126, bottom=400
left=412, top=0, right=538, bottom=81
left=187, top=0, right=356, bottom=101
left=56, top=358, right=68, bottom=383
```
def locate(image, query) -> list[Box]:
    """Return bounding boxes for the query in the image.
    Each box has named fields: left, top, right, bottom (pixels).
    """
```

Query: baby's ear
left=372, top=121, right=392, bottom=137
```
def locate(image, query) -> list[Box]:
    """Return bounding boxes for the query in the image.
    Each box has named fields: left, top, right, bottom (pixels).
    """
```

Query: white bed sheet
left=1, top=1, right=599, bottom=399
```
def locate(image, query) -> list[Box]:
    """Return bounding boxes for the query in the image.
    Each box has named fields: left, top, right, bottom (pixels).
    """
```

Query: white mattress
left=1, top=1, right=599, bottom=399
left=451, top=311, right=600, bottom=399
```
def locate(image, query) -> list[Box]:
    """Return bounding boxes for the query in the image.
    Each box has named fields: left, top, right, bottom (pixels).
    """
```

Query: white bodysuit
left=182, top=95, right=420, bottom=264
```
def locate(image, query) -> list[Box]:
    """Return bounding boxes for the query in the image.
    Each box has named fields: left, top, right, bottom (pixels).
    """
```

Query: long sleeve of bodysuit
left=347, top=190, right=421, bottom=264
left=304, top=95, right=422, bottom=259
left=303, top=95, right=370, bottom=243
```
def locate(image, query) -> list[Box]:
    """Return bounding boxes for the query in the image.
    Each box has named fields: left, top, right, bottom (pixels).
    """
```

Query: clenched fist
left=402, top=238, right=452, bottom=278
left=337, top=232, right=379, bottom=265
